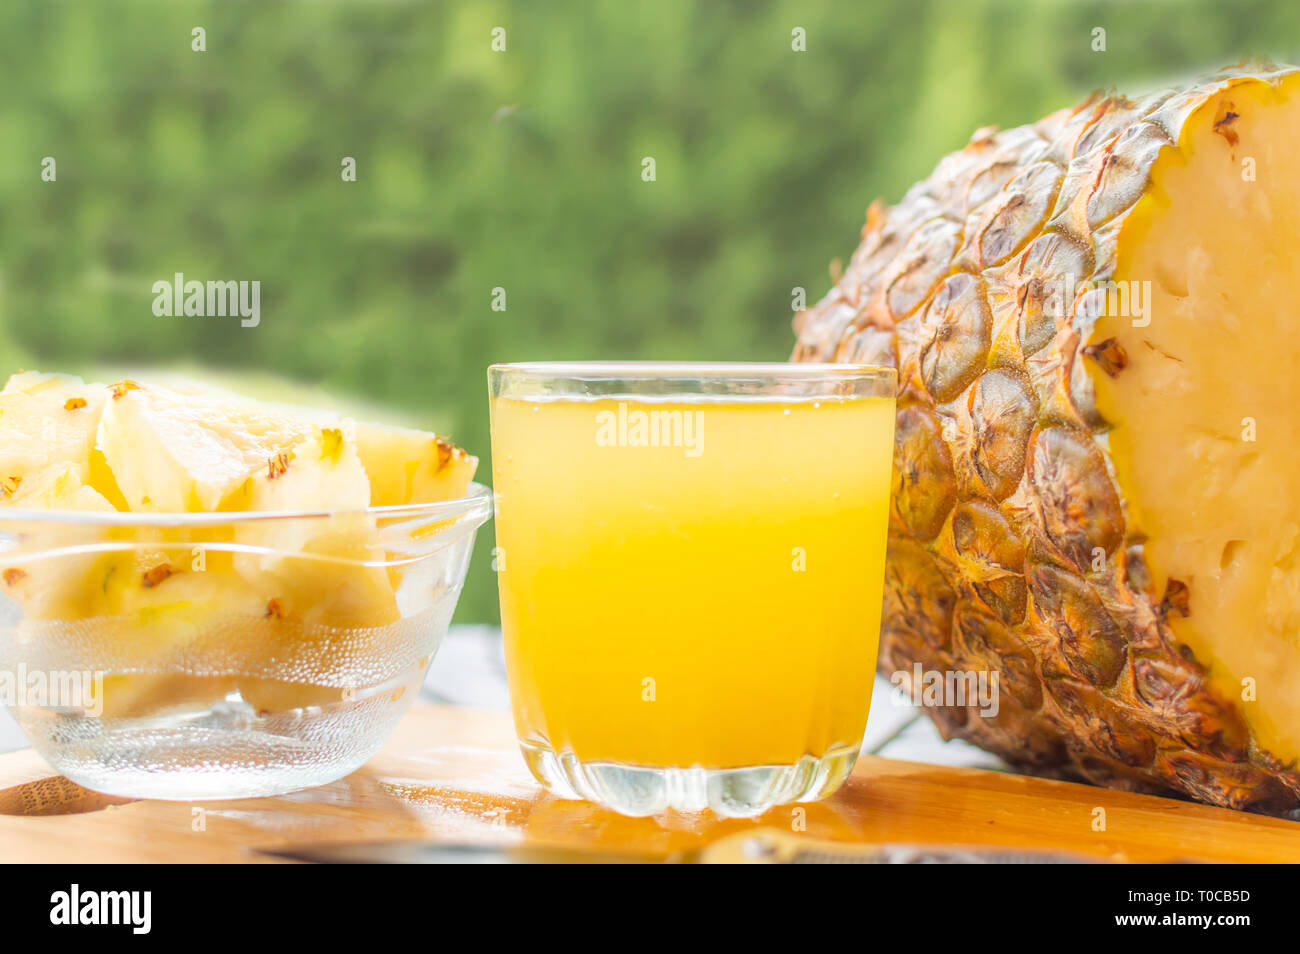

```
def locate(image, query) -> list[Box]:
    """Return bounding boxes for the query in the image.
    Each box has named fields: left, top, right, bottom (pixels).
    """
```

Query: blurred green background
left=0, top=0, right=1296, bottom=622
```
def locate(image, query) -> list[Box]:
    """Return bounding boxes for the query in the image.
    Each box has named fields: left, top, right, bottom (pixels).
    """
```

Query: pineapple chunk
left=354, top=421, right=477, bottom=505
left=99, top=561, right=269, bottom=649
left=0, top=371, right=114, bottom=505
left=227, top=422, right=371, bottom=515
left=230, top=422, right=400, bottom=635
left=0, top=464, right=118, bottom=620
left=97, top=566, right=267, bottom=719
left=99, top=675, right=239, bottom=721
left=97, top=381, right=321, bottom=512
left=1, top=461, right=114, bottom=513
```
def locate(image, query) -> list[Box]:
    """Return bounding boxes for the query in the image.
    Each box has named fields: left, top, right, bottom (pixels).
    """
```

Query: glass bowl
left=0, top=484, right=491, bottom=800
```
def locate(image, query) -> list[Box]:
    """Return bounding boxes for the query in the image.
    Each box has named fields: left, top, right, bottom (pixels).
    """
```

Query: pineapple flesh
left=793, top=62, right=1300, bottom=814
left=97, top=380, right=322, bottom=512
left=354, top=420, right=476, bottom=507
left=0, top=371, right=114, bottom=506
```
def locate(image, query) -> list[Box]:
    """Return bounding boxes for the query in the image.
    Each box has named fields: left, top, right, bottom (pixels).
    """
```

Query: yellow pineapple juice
left=491, top=389, right=895, bottom=778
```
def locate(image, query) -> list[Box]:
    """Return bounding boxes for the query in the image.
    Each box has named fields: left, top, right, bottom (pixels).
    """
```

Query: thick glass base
left=519, top=739, right=859, bottom=817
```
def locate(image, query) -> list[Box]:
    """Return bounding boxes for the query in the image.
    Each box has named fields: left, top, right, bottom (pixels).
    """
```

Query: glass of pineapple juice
left=488, top=362, right=896, bottom=817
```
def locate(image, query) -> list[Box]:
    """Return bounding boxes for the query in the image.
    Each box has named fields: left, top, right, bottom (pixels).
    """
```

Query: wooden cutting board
left=1, top=702, right=1297, bottom=863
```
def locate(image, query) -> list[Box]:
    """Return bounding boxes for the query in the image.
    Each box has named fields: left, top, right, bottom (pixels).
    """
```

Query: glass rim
left=0, top=481, right=493, bottom=528
left=488, top=361, right=896, bottom=381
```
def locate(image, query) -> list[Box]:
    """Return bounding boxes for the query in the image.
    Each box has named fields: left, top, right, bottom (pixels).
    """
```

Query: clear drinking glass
left=488, top=362, right=896, bottom=816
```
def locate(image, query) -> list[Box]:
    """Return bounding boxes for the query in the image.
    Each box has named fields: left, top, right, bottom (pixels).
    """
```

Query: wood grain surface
left=0, top=703, right=1296, bottom=863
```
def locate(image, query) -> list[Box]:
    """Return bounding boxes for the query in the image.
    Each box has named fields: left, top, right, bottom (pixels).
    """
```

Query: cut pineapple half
left=793, top=63, right=1300, bottom=814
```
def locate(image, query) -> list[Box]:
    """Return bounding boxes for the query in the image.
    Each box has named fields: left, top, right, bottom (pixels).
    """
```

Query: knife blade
left=258, top=828, right=1100, bottom=864
left=259, top=840, right=675, bottom=864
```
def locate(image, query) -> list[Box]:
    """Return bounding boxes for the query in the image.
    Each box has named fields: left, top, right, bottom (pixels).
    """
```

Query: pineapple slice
left=228, top=423, right=371, bottom=515
left=0, top=464, right=118, bottom=620
left=229, top=421, right=400, bottom=630
left=1, top=461, right=114, bottom=512
left=226, top=422, right=401, bottom=711
left=100, top=551, right=266, bottom=623
left=97, top=564, right=266, bottom=720
left=0, top=371, right=120, bottom=507
left=97, top=380, right=320, bottom=512
left=354, top=421, right=477, bottom=505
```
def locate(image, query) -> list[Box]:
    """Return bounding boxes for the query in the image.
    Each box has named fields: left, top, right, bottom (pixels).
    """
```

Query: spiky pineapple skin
left=793, top=62, right=1300, bottom=815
